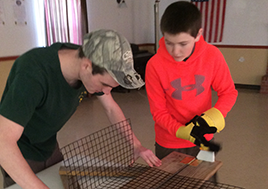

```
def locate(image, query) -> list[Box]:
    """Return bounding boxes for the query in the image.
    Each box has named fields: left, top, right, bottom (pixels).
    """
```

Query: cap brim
left=108, top=69, right=145, bottom=89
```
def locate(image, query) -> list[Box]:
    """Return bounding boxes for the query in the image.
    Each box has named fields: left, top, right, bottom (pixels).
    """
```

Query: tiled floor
left=1, top=88, right=267, bottom=189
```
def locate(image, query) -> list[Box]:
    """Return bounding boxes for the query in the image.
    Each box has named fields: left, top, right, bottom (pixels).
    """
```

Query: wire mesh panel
left=155, top=174, right=245, bottom=189
left=61, top=119, right=135, bottom=189
left=118, top=166, right=245, bottom=189
left=76, top=163, right=151, bottom=189
left=60, top=119, right=245, bottom=189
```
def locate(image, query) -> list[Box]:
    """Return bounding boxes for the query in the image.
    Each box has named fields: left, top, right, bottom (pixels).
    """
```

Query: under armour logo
left=171, top=75, right=205, bottom=100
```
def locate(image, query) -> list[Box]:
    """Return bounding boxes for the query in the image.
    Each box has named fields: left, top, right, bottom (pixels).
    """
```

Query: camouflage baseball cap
left=82, top=29, right=145, bottom=89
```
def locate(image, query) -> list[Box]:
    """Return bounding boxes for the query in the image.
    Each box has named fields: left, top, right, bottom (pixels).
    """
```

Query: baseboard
left=235, top=84, right=260, bottom=90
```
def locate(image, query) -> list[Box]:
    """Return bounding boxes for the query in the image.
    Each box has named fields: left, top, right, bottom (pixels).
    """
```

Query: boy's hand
left=176, top=108, right=225, bottom=151
left=189, top=116, right=221, bottom=151
left=131, top=144, right=162, bottom=167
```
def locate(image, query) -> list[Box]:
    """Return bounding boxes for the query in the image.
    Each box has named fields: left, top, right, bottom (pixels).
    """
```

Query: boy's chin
left=173, top=57, right=185, bottom=62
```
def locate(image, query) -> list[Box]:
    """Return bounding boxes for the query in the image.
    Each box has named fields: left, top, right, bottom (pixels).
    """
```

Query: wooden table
left=59, top=151, right=223, bottom=189
left=6, top=162, right=64, bottom=189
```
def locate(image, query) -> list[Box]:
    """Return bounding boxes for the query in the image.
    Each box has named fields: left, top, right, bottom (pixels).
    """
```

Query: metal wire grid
left=77, top=163, right=151, bottom=189
left=117, top=166, right=245, bottom=189
left=61, top=119, right=135, bottom=189
left=60, top=119, right=245, bottom=189
left=154, top=174, right=245, bottom=189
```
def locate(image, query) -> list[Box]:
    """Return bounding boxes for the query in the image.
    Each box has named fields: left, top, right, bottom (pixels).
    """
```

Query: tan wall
left=0, top=60, right=14, bottom=99
left=218, top=48, right=268, bottom=86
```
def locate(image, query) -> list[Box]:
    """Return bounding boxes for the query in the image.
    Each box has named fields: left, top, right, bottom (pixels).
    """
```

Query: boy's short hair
left=160, top=1, right=201, bottom=38
left=78, top=46, right=107, bottom=75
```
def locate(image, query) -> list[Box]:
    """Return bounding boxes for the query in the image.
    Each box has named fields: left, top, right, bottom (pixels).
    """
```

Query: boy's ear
left=81, top=58, right=92, bottom=72
left=195, top=28, right=203, bottom=42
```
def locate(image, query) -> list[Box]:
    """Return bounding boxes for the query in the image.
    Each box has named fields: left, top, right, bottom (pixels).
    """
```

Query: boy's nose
left=103, top=86, right=112, bottom=95
left=172, top=45, right=181, bottom=56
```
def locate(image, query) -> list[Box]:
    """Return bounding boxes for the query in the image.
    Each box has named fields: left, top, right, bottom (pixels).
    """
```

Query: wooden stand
left=156, top=151, right=222, bottom=180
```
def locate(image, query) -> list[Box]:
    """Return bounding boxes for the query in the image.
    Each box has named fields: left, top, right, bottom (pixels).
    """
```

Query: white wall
left=1, top=0, right=268, bottom=57
left=0, top=0, right=46, bottom=57
left=222, top=0, right=268, bottom=46
left=87, top=0, right=268, bottom=46
left=85, top=0, right=177, bottom=44
left=86, top=0, right=134, bottom=42
left=86, top=0, right=156, bottom=44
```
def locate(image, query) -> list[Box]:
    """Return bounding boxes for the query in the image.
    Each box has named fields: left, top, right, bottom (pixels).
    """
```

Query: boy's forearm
left=0, top=142, right=49, bottom=189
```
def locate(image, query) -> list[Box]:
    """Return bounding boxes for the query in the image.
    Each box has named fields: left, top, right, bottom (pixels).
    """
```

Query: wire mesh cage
left=60, top=119, right=244, bottom=189
left=60, top=119, right=136, bottom=188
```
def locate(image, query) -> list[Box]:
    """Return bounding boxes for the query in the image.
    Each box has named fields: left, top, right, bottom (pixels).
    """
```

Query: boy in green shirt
left=0, top=29, right=161, bottom=188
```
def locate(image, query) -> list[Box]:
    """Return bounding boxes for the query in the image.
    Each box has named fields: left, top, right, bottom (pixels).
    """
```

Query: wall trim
left=1, top=44, right=268, bottom=62
left=0, top=56, right=19, bottom=61
left=235, top=84, right=260, bottom=90
left=1, top=44, right=268, bottom=61
left=138, top=43, right=155, bottom=47
left=216, top=45, right=268, bottom=49
left=137, top=43, right=268, bottom=49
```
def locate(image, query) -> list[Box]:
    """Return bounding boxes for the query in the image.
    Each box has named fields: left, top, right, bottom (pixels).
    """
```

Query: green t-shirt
left=0, top=43, right=87, bottom=161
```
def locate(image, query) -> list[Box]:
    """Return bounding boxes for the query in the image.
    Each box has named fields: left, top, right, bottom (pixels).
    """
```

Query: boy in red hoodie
left=146, top=1, right=237, bottom=160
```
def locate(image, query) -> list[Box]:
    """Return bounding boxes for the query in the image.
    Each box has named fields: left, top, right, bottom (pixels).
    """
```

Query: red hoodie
left=145, top=36, right=238, bottom=148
